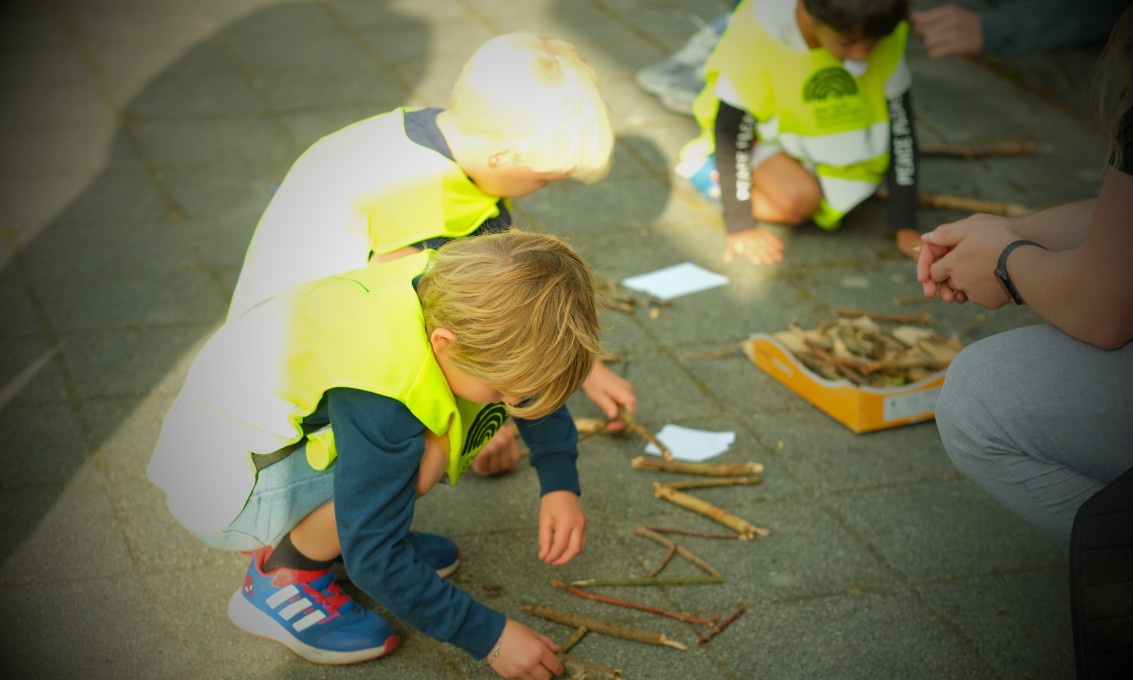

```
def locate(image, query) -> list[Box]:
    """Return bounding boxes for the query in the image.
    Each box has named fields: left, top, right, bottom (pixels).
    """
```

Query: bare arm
left=1010, top=198, right=1097, bottom=251
left=1010, top=168, right=1133, bottom=348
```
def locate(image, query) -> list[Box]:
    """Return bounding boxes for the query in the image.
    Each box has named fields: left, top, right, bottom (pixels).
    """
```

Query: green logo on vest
left=462, top=403, right=508, bottom=457
left=802, top=67, right=859, bottom=102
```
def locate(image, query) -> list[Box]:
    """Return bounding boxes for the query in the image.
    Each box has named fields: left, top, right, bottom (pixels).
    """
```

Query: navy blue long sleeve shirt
left=320, top=387, right=579, bottom=658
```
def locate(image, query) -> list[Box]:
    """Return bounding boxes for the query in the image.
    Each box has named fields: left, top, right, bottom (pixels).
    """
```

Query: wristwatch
left=994, top=240, right=1045, bottom=305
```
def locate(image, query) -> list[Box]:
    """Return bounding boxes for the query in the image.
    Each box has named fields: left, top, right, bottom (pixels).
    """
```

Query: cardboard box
left=742, top=333, right=946, bottom=433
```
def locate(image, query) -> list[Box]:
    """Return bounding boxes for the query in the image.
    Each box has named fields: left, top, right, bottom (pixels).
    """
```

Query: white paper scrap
left=644, top=424, right=736, bottom=462
left=621, top=262, right=729, bottom=301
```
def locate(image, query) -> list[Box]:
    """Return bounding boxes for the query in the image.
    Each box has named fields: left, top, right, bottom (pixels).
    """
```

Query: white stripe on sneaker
left=266, top=584, right=299, bottom=608
left=292, top=610, right=327, bottom=632
left=279, top=599, right=313, bottom=620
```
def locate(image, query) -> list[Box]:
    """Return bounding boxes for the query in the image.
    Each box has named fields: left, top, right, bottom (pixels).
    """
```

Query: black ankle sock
left=264, top=533, right=336, bottom=572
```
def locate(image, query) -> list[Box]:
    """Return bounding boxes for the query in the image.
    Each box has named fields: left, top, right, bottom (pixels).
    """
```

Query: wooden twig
left=697, top=604, right=746, bottom=645
left=569, top=576, right=724, bottom=587
left=640, top=525, right=745, bottom=540
left=552, top=579, right=718, bottom=627
left=560, top=653, right=623, bottom=679
left=918, top=140, right=1036, bottom=158
left=876, top=187, right=1034, bottom=217
left=621, top=410, right=672, bottom=460
left=683, top=345, right=742, bottom=360
left=955, top=312, right=986, bottom=340
left=665, top=476, right=763, bottom=490
left=646, top=543, right=678, bottom=578
left=836, top=307, right=932, bottom=326
left=560, top=626, right=589, bottom=654
left=652, top=483, right=770, bottom=540
left=574, top=417, right=612, bottom=436
left=600, top=296, right=637, bottom=315
left=634, top=525, right=722, bottom=578
left=521, top=602, right=688, bottom=650
left=892, top=294, right=936, bottom=307
left=631, top=456, right=764, bottom=477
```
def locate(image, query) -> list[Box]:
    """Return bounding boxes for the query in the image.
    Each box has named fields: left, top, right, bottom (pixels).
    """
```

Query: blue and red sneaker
left=675, top=153, right=722, bottom=204
left=407, top=531, right=461, bottom=578
left=228, top=547, right=398, bottom=665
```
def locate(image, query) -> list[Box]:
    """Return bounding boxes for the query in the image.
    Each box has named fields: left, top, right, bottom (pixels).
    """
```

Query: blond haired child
left=149, top=230, right=599, bottom=676
left=229, top=33, right=634, bottom=476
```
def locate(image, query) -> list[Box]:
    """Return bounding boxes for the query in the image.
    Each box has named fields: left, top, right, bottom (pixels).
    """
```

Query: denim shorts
left=191, top=444, right=335, bottom=552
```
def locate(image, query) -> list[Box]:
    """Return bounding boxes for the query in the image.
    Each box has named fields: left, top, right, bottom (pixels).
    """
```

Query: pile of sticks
left=772, top=315, right=963, bottom=387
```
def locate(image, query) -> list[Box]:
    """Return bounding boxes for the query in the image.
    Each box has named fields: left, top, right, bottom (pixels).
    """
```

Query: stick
left=521, top=602, right=688, bottom=650
left=600, top=297, right=637, bottom=315
left=560, top=626, right=589, bottom=654
left=646, top=543, right=678, bottom=578
left=552, top=579, right=719, bottom=627
left=697, top=604, right=746, bottom=645
left=876, top=187, right=1034, bottom=217
left=631, top=456, right=764, bottom=477
left=621, top=410, right=672, bottom=460
left=559, top=653, right=623, bottom=679
left=652, top=483, right=770, bottom=540
left=640, top=525, right=746, bottom=540
left=836, top=307, right=932, bottom=326
left=918, top=140, right=1036, bottom=158
left=955, top=312, right=986, bottom=340
left=634, top=525, right=722, bottom=578
left=892, top=294, right=936, bottom=307
left=683, top=345, right=742, bottom=360
left=569, top=576, right=724, bottom=587
left=665, top=476, right=763, bottom=490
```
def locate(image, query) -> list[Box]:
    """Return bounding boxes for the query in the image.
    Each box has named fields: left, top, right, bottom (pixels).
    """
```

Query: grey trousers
left=936, top=324, right=1133, bottom=540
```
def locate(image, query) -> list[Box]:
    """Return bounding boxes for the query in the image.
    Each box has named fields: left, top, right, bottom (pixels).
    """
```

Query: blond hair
left=448, top=33, right=614, bottom=183
left=1096, top=4, right=1133, bottom=171
left=418, top=231, right=601, bottom=420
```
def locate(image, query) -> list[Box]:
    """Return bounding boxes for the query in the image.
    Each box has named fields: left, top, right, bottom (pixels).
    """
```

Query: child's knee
left=753, top=184, right=821, bottom=225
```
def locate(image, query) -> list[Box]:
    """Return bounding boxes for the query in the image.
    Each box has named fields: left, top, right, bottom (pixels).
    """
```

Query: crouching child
left=148, top=231, right=600, bottom=678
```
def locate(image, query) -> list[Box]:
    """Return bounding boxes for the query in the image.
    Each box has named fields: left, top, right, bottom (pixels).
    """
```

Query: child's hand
left=581, top=359, right=636, bottom=432
left=895, top=228, right=921, bottom=260
left=724, top=228, right=784, bottom=265
left=487, top=619, right=564, bottom=679
left=538, top=491, right=586, bottom=566
left=472, top=425, right=523, bottom=477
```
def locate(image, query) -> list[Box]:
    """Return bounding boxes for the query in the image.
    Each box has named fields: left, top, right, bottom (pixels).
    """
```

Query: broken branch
left=918, top=140, right=1036, bottom=158
left=836, top=307, right=931, bottom=326
left=521, top=602, right=688, bottom=650
left=697, top=604, right=746, bottom=645
left=634, top=525, right=722, bottom=578
left=876, top=187, right=1033, bottom=217
left=640, top=525, right=745, bottom=540
left=569, top=576, right=724, bottom=587
left=560, top=653, right=623, bottom=679
left=646, top=543, right=678, bottom=578
left=560, top=626, right=589, bottom=654
left=621, top=410, right=672, bottom=460
left=631, top=456, right=764, bottom=477
left=652, top=483, right=769, bottom=540
left=665, top=476, right=763, bottom=490
left=552, top=579, right=718, bottom=627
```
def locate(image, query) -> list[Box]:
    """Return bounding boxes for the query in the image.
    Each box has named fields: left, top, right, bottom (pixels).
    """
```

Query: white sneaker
left=635, top=12, right=730, bottom=101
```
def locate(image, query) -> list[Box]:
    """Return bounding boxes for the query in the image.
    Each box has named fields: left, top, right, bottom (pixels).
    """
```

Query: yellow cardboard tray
left=742, top=333, right=947, bottom=433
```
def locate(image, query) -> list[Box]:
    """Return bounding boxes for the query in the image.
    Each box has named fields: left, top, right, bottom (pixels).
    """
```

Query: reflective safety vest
left=148, top=251, right=503, bottom=534
left=227, top=107, right=507, bottom=320
left=688, top=0, right=908, bottom=228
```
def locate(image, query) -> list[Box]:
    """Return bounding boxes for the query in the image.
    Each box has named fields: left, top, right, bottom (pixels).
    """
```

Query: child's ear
left=487, top=148, right=517, bottom=169
left=429, top=328, right=457, bottom=356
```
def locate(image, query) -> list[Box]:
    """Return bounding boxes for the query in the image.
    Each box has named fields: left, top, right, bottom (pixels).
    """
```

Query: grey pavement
left=0, top=0, right=1108, bottom=678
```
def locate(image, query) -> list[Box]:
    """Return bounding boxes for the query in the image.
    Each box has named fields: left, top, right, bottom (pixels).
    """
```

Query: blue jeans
left=191, top=444, right=334, bottom=551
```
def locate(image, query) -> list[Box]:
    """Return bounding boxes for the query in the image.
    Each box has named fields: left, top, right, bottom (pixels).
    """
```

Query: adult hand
left=487, top=619, right=564, bottom=679
left=920, top=214, right=1023, bottom=308
left=581, top=359, right=636, bottom=433
left=724, top=227, right=784, bottom=265
left=472, top=425, right=523, bottom=477
left=538, top=490, right=586, bottom=566
left=911, top=4, right=984, bottom=58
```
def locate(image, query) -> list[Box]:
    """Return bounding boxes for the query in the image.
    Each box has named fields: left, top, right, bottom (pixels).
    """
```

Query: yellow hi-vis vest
left=227, top=107, right=508, bottom=320
left=687, top=0, right=908, bottom=228
left=148, top=251, right=503, bottom=534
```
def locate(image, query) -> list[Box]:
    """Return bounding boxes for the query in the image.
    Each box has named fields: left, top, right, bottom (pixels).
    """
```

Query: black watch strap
left=996, top=239, right=1044, bottom=305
